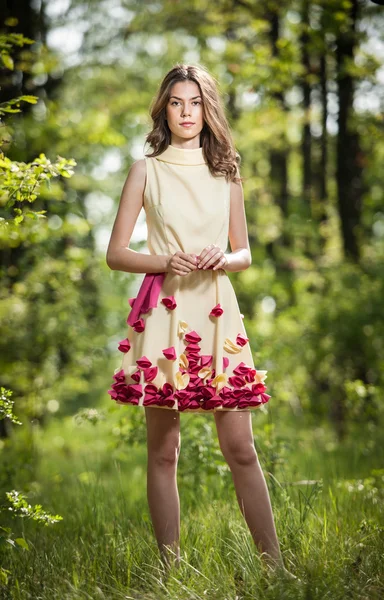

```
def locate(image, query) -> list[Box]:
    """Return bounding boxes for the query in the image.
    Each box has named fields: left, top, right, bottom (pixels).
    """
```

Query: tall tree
left=335, top=0, right=363, bottom=262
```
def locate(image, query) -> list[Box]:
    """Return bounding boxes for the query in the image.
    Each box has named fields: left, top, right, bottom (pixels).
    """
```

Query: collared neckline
left=155, top=144, right=207, bottom=166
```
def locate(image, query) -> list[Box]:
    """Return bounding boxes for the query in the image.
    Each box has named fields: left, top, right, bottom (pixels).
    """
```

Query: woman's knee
left=148, top=433, right=181, bottom=467
left=145, top=407, right=181, bottom=466
left=221, top=441, right=258, bottom=467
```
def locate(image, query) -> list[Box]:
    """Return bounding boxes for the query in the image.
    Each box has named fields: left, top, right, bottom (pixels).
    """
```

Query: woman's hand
left=166, top=251, right=198, bottom=276
left=197, top=244, right=229, bottom=271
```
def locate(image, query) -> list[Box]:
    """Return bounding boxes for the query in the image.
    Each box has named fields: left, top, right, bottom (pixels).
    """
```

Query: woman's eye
left=170, top=101, right=201, bottom=106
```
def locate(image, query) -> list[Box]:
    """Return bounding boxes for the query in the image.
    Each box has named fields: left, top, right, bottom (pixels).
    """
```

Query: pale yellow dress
left=108, top=144, right=271, bottom=412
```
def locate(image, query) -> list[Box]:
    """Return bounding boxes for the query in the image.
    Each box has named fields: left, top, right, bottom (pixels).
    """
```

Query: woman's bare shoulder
left=125, top=158, right=147, bottom=190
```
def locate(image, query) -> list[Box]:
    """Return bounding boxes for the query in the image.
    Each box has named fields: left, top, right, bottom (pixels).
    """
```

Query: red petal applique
left=252, top=382, right=267, bottom=394
left=228, top=375, right=246, bottom=388
left=131, top=318, right=145, bottom=332
left=109, top=321, right=270, bottom=411
left=136, top=356, right=152, bottom=369
left=109, top=382, right=142, bottom=405
left=144, top=366, right=158, bottom=382
left=184, top=330, right=202, bottom=343
left=118, top=338, right=131, bottom=353
left=210, top=303, right=224, bottom=317
left=233, top=362, right=256, bottom=382
left=162, top=346, right=176, bottom=360
left=131, top=369, right=141, bottom=383
left=185, top=343, right=201, bottom=354
left=236, top=333, right=249, bottom=347
left=200, top=355, right=213, bottom=368
left=161, top=295, right=177, bottom=310
left=144, top=383, right=175, bottom=408
left=128, top=297, right=136, bottom=307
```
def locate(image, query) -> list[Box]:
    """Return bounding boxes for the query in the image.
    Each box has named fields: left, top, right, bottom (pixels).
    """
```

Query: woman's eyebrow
left=169, top=95, right=202, bottom=100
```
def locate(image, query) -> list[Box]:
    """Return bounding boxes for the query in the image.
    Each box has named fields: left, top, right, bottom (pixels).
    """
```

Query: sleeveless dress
left=107, top=144, right=271, bottom=413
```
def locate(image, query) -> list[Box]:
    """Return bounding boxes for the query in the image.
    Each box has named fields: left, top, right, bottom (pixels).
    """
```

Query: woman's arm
left=223, top=176, right=252, bottom=272
left=106, top=159, right=170, bottom=273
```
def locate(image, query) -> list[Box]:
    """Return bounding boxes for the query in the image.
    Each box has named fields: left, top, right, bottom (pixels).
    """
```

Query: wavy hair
left=144, top=64, right=242, bottom=183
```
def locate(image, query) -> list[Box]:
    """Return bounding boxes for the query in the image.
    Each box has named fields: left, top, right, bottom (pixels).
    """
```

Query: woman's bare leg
left=145, top=407, right=181, bottom=570
left=214, top=410, right=285, bottom=569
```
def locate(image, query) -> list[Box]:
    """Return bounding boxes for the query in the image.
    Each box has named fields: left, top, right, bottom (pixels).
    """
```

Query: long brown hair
left=145, top=63, right=242, bottom=184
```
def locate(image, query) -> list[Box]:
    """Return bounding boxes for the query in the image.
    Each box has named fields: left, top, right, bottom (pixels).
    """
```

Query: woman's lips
left=180, top=123, right=194, bottom=127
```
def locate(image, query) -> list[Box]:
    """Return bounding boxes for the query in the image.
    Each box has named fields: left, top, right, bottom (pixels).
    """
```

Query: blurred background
left=0, top=1, right=383, bottom=598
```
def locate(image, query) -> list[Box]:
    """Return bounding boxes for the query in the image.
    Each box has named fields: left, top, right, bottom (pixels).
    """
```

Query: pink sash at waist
left=127, top=272, right=166, bottom=326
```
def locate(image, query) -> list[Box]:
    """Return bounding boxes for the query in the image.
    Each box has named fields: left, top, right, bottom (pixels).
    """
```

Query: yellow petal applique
left=223, top=337, right=242, bottom=354
left=178, top=320, right=189, bottom=336
left=179, top=353, right=189, bottom=370
left=197, top=366, right=212, bottom=380
left=254, top=370, right=268, bottom=384
left=174, top=371, right=190, bottom=390
left=211, top=372, right=228, bottom=392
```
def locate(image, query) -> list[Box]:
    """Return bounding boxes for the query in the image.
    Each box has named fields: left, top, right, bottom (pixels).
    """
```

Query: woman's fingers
left=198, top=246, right=222, bottom=269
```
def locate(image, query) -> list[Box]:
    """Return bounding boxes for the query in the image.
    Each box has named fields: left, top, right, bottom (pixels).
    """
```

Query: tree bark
left=335, top=0, right=363, bottom=262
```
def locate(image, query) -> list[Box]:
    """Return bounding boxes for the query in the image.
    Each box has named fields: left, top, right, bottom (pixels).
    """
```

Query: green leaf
left=15, top=537, right=29, bottom=550
left=1, top=54, right=14, bottom=70
left=19, top=95, right=38, bottom=105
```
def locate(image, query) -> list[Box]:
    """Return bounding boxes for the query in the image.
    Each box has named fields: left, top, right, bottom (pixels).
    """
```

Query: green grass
left=1, top=405, right=383, bottom=600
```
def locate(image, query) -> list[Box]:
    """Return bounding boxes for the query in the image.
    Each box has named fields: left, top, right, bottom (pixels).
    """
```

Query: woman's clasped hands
left=166, top=244, right=228, bottom=277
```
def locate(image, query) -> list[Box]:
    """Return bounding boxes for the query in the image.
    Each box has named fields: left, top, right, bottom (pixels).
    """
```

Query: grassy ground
left=1, top=403, right=383, bottom=600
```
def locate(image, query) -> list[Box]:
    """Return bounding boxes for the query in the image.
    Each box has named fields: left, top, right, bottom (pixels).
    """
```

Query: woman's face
left=165, top=80, right=204, bottom=146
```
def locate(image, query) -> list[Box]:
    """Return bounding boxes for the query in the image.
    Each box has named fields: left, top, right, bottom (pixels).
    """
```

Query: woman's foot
left=262, top=557, right=301, bottom=582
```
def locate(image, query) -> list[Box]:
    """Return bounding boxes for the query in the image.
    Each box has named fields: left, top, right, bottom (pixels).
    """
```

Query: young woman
left=107, top=64, right=298, bottom=581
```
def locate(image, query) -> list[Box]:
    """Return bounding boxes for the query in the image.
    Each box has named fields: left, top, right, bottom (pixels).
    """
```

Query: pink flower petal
left=162, top=346, right=177, bottom=360
left=161, top=295, right=177, bottom=310
left=201, top=355, right=213, bottom=368
left=131, top=318, right=145, bottom=332
left=136, top=356, right=152, bottom=369
left=131, top=369, right=141, bottom=383
left=236, top=333, right=249, bottom=347
left=184, top=330, right=202, bottom=343
left=144, top=366, right=158, bottom=382
left=184, top=343, right=201, bottom=354
left=228, top=375, right=246, bottom=388
left=128, top=297, right=136, bottom=307
left=118, top=338, right=131, bottom=353
left=210, top=303, right=224, bottom=317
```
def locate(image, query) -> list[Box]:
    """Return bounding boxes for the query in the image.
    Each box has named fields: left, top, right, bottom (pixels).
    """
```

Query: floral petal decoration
left=178, top=320, right=189, bottom=335
left=179, top=353, right=189, bottom=370
left=185, top=330, right=202, bottom=344
left=210, top=303, right=224, bottom=317
left=131, top=318, right=145, bottom=332
left=161, top=295, right=177, bottom=310
left=118, top=338, right=131, bottom=353
left=128, top=297, right=136, bottom=307
left=211, top=372, right=228, bottom=392
left=223, top=337, right=242, bottom=354
left=198, top=366, right=212, bottom=380
left=174, top=371, right=190, bottom=390
left=144, top=366, right=158, bottom=382
left=162, top=346, right=177, bottom=360
left=223, top=357, right=229, bottom=369
left=200, top=355, right=213, bottom=368
left=136, top=356, right=152, bottom=369
left=254, top=370, right=268, bottom=384
left=236, top=333, right=249, bottom=347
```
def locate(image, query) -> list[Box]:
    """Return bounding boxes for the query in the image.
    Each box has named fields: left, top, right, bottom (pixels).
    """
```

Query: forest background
left=0, top=1, right=383, bottom=599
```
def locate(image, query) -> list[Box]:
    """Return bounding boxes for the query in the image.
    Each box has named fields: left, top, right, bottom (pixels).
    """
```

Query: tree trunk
left=268, top=8, right=289, bottom=250
left=335, top=0, right=363, bottom=262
